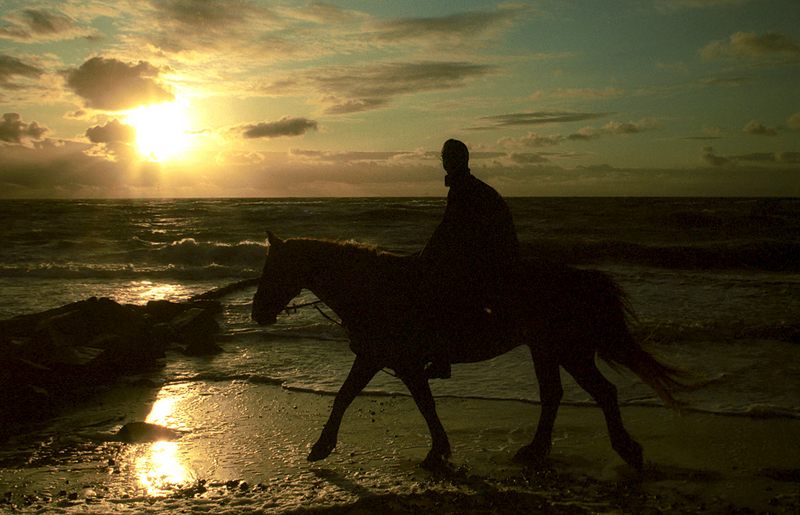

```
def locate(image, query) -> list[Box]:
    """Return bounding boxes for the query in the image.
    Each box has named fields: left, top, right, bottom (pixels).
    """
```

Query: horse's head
left=252, top=231, right=303, bottom=325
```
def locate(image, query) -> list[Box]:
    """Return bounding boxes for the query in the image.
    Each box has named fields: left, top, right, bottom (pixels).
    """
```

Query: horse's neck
left=297, top=241, right=373, bottom=322
left=297, top=240, right=413, bottom=336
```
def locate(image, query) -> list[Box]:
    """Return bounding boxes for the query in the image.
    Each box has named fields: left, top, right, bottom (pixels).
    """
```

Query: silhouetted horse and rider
left=252, top=139, right=685, bottom=470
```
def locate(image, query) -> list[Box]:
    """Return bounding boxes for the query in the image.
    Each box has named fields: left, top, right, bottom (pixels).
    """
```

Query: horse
left=252, top=232, right=685, bottom=470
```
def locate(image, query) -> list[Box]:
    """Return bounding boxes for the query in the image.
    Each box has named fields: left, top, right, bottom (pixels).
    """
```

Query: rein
left=284, top=299, right=343, bottom=327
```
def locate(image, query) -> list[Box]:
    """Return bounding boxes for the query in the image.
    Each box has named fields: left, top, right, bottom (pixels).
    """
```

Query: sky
left=0, top=0, right=798, bottom=198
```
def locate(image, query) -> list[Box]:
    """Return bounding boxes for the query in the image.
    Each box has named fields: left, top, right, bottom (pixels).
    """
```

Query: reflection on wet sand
left=134, top=386, right=192, bottom=495
left=136, top=441, right=191, bottom=495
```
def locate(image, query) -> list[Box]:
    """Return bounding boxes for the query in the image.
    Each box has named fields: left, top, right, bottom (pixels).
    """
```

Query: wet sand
left=1, top=378, right=798, bottom=513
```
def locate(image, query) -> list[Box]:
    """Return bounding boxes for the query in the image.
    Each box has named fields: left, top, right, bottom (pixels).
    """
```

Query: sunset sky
left=1, top=0, right=798, bottom=197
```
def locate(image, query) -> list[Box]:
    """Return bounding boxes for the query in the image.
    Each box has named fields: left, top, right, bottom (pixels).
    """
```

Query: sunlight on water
left=136, top=441, right=191, bottom=496
left=115, top=281, right=189, bottom=305
left=146, top=396, right=177, bottom=426
left=135, top=386, right=192, bottom=495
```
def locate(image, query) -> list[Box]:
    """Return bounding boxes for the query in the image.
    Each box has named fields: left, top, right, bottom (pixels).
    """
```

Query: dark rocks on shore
left=0, top=296, right=223, bottom=440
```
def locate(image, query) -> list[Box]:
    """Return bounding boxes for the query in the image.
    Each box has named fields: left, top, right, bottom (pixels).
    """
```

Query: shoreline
left=1, top=379, right=798, bottom=513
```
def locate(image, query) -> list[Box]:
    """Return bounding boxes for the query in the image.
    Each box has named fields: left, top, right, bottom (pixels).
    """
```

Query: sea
left=1, top=197, right=799, bottom=420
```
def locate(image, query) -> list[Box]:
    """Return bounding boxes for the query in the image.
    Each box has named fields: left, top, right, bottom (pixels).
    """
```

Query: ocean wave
left=633, top=321, right=800, bottom=344
left=521, top=239, right=800, bottom=271
left=143, top=238, right=267, bottom=267
left=0, top=263, right=256, bottom=280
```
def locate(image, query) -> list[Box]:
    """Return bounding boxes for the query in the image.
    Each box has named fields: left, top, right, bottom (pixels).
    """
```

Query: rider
left=419, top=139, right=521, bottom=379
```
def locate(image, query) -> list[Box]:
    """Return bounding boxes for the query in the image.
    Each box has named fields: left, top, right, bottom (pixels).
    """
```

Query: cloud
left=541, top=87, right=626, bottom=100
left=499, top=132, right=565, bottom=148
left=476, top=111, right=609, bottom=129
left=702, top=146, right=800, bottom=168
left=702, top=146, right=732, bottom=167
left=290, top=149, right=413, bottom=163
left=65, top=57, right=174, bottom=111
left=85, top=119, right=136, bottom=143
left=0, top=139, right=165, bottom=197
left=509, top=152, right=550, bottom=164
left=788, top=113, right=800, bottom=130
left=656, top=0, right=749, bottom=10
left=148, top=0, right=276, bottom=54
left=240, top=117, right=318, bottom=139
left=701, top=32, right=800, bottom=61
left=497, top=119, right=656, bottom=146
left=0, top=113, right=48, bottom=144
left=0, top=54, right=43, bottom=89
left=743, top=120, right=777, bottom=136
left=265, top=61, right=495, bottom=114
left=0, top=7, right=90, bottom=42
left=699, top=76, right=749, bottom=87
left=371, top=7, right=522, bottom=45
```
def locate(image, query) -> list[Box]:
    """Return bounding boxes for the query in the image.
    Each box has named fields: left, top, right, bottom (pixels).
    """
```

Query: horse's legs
left=514, top=348, right=562, bottom=464
left=563, top=356, right=643, bottom=470
left=399, top=371, right=451, bottom=469
left=308, top=355, right=380, bottom=462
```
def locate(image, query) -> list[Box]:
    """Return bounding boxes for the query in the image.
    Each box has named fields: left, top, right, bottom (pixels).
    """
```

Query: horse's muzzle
left=252, top=312, right=277, bottom=325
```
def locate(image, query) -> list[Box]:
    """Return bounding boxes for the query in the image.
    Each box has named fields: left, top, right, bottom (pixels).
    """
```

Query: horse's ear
left=266, top=231, right=284, bottom=249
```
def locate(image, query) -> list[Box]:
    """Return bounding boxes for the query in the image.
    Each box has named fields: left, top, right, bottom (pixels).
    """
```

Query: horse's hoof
left=420, top=445, right=451, bottom=471
left=616, top=439, right=644, bottom=471
left=307, top=440, right=335, bottom=462
left=513, top=443, right=549, bottom=465
left=420, top=453, right=449, bottom=471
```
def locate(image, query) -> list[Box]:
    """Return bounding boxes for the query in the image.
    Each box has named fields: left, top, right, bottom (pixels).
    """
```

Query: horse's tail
left=581, top=269, right=689, bottom=409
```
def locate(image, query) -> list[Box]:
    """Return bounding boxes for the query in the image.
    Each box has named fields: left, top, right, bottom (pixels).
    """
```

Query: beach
left=1, top=370, right=798, bottom=514
left=1, top=197, right=798, bottom=513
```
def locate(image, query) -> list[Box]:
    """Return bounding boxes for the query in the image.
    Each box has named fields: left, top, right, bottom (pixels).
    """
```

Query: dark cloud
left=0, top=140, right=154, bottom=197
left=261, top=61, right=495, bottom=114
left=0, top=113, right=47, bottom=143
left=65, top=57, right=174, bottom=111
left=699, top=76, right=749, bottom=87
left=21, top=9, right=74, bottom=35
left=0, top=8, right=88, bottom=42
left=240, top=117, right=318, bottom=139
left=0, top=54, right=42, bottom=89
left=735, top=152, right=800, bottom=164
left=154, top=0, right=258, bottom=27
left=85, top=119, right=136, bottom=144
left=373, top=8, right=519, bottom=43
left=685, top=136, right=722, bottom=141
left=499, top=132, right=565, bottom=147
left=702, top=146, right=800, bottom=167
left=743, top=120, right=778, bottom=136
left=701, top=31, right=800, bottom=61
left=497, top=119, right=655, bottom=147
left=476, top=111, right=609, bottom=129
left=509, top=152, right=550, bottom=164
left=702, top=146, right=732, bottom=167
left=148, top=0, right=275, bottom=53
left=314, top=61, right=495, bottom=114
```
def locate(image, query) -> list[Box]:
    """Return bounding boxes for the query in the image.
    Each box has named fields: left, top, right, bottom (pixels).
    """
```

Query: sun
left=125, top=100, right=193, bottom=162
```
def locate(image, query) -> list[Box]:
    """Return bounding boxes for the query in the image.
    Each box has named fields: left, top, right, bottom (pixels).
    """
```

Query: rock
left=115, top=421, right=183, bottom=443
left=144, top=300, right=188, bottom=324
left=0, top=294, right=225, bottom=440
left=169, top=307, right=223, bottom=356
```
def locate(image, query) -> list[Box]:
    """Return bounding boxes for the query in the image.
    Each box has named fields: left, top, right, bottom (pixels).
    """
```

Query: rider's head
left=441, top=139, right=469, bottom=185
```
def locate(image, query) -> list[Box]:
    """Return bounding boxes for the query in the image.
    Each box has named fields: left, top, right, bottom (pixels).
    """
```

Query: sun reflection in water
left=128, top=281, right=186, bottom=304
left=135, top=387, right=192, bottom=496
left=137, top=441, right=190, bottom=495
